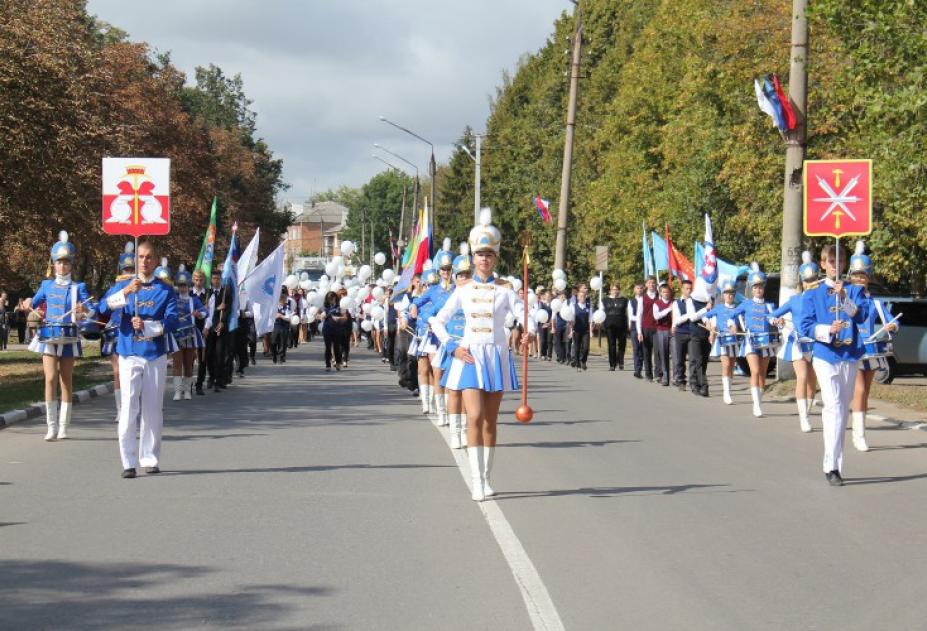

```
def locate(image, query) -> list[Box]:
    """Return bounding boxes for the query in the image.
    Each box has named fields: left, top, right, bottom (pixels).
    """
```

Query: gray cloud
left=86, top=0, right=568, bottom=200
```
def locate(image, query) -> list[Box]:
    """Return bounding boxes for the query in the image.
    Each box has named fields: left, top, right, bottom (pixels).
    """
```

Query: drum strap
left=70, top=284, right=78, bottom=324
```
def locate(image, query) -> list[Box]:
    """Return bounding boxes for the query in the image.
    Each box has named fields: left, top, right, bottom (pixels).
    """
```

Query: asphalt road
left=2, top=342, right=926, bottom=630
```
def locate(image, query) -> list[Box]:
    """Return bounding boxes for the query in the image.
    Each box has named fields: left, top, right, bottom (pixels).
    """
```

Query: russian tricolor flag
left=534, top=195, right=551, bottom=223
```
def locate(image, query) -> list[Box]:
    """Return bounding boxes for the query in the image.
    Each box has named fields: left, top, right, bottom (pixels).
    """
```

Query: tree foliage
left=434, top=0, right=927, bottom=290
left=0, top=0, right=289, bottom=294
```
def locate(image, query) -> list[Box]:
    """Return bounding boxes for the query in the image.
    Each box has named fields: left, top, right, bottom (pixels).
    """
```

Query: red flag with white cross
left=803, top=159, right=872, bottom=237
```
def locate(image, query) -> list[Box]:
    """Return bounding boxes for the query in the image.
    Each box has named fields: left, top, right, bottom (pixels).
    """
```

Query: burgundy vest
left=654, top=297, right=672, bottom=331
left=641, top=293, right=657, bottom=331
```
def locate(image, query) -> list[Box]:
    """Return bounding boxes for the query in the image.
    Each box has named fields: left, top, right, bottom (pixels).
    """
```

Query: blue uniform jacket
left=33, top=279, right=93, bottom=323
left=412, top=283, right=453, bottom=336
left=729, top=298, right=775, bottom=335
left=175, top=293, right=207, bottom=331
left=798, top=281, right=869, bottom=364
left=700, top=303, right=740, bottom=332
left=99, top=278, right=179, bottom=359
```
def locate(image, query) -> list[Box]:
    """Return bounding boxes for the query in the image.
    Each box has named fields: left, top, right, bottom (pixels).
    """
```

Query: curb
left=0, top=382, right=113, bottom=430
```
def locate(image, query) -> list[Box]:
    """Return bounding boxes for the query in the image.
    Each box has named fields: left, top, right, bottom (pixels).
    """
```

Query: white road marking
left=431, top=414, right=566, bottom=631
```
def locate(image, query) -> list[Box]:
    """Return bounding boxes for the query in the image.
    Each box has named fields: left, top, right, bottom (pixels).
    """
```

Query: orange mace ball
left=515, top=405, right=534, bottom=423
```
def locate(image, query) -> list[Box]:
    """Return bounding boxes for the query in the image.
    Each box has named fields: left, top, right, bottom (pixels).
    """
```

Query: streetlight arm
left=379, top=116, right=434, bottom=152
left=457, top=144, right=475, bottom=162
left=373, top=144, right=420, bottom=179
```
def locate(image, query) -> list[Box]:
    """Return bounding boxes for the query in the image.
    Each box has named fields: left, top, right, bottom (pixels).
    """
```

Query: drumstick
left=56, top=297, right=94, bottom=322
left=515, top=238, right=533, bottom=423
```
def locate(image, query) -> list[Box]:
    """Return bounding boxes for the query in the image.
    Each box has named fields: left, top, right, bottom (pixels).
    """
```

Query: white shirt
left=431, top=276, right=535, bottom=349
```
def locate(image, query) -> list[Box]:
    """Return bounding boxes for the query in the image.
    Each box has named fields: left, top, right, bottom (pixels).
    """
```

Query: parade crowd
left=12, top=214, right=899, bottom=491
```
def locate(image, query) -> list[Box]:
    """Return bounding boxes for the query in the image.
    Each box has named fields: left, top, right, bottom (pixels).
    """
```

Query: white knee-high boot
left=420, top=384, right=431, bottom=414
left=57, top=401, right=72, bottom=439
left=722, top=377, right=733, bottom=405
left=435, top=392, right=448, bottom=426
left=482, top=446, right=495, bottom=497
left=468, top=446, right=484, bottom=501
left=449, top=413, right=462, bottom=449
left=172, top=376, right=183, bottom=401
left=751, top=387, right=763, bottom=417
left=44, top=400, right=59, bottom=441
left=182, top=376, right=193, bottom=400
left=797, top=399, right=811, bottom=433
left=114, top=388, right=121, bottom=422
left=852, top=411, right=869, bottom=452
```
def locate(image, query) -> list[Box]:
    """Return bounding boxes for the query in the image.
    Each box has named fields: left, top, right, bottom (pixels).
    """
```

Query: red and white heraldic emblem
left=803, top=159, right=872, bottom=237
left=102, top=157, right=171, bottom=237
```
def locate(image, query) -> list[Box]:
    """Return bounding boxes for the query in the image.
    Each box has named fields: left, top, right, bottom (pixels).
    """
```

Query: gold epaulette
left=116, top=274, right=134, bottom=281
left=495, top=279, right=512, bottom=288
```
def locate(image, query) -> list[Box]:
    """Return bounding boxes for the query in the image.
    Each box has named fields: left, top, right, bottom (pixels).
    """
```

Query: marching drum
left=173, top=321, right=196, bottom=344
left=79, top=319, right=101, bottom=341
left=797, top=336, right=815, bottom=355
left=750, top=331, right=780, bottom=350
left=862, top=338, right=893, bottom=360
left=718, top=331, right=739, bottom=349
left=38, top=321, right=80, bottom=344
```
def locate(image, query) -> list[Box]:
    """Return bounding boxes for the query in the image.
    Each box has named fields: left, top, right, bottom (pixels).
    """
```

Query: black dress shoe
left=121, top=468, right=137, bottom=479
left=633, top=372, right=642, bottom=379
left=700, top=388, right=710, bottom=397
left=609, top=366, right=616, bottom=371
left=237, top=371, right=245, bottom=378
left=195, top=385, right=205, bottom=396
left=618, top=365, right=624, bottom=371
left=214, top=385, right=221, bottom=393
left=825, top=471, right=844, bottom=486
left=145, top=466, right=160, bottom=474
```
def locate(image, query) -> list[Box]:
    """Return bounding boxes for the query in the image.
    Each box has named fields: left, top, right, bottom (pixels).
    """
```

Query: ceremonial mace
left=515, top=232, right=534, bottom=423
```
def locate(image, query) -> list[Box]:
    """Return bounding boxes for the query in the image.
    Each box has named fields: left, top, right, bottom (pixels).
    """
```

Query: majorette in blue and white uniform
left=849, top=240, right=897, bottom=453
left=700, top=278, right=741, bottom=405
left=430, top=209, right=535, bottom=501
left=412, top=262, right=442, bottom=357
left=770, top=250, right=820, bottom=432
left=173, top=266, right=207, bottom=351
left=413, top=242, right=456, bottom=422
left=772, top=252, right=819, bottom=363
left=435, top=245, right=471, bottom=449
left=798, top=244, right=869, bottom=483
left=30, top=232, right=93, bottom=359
left=729, top=265, right=777, bottom=359
left=32, top=231, right=94, bottom=441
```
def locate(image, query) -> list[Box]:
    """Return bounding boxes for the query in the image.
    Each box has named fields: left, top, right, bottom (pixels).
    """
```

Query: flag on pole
left=650, top=231, right=669, bottom=272
left=395, top=201, right=432, bottom=293
left=237, top=227, right=260, bottom=284
left=771, top=73, right=797, bottom=131
left=221, top=223, right=241, bottom=332
left=642, top=221, right=653, bottom=278
left=665, top=224, right=695, bottom=282
left=195, top=196, right=218, bottom=277
left=534, top=196, right=552, bottom=223
left=754, top=79, right=778, bottom=128
left=692, top=214, right=718, bottom=301
left=244, top=243, right=285, bottom=336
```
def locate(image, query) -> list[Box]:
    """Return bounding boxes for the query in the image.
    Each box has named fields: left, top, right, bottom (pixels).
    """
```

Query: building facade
left=283, top=201, right=349, bottom=264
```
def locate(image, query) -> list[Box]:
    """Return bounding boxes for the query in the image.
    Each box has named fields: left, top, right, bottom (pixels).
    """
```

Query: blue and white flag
left=244, top=243, right=284, bottom=336
left=221, top=227, right=241, bottom=332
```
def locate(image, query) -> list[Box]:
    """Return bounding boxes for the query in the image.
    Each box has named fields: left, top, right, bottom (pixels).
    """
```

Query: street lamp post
left=374, top=144, right=420, bottom=247
left=459, top=133, right=484, bottom=226
left=379, top=116, right=436, bottom=243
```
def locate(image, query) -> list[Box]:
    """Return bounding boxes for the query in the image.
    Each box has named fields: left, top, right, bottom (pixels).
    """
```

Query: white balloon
left=358, top=265, right=372, bottom=280
left=511, top=278, right=522, bottom=292
left=361, top=319, right=373, bottom=332
left=284, top=274, right=298, bottom=290
left=592, top=308, right=607, bottom=324
left=319, top=274, right=329, bottom=283
left=559, top=304, right=575, bottom=322
left=590, top=276, right=603, bottom=291
left=289, top=314, right=301, bottom=326
left=504, top=312, right=515, bottom=328
left=357, top=287, right=371, bottom=301
left=336, top=264, right=346, bottom=278
left=550, top=298, right=563, bottom=313
left=299, top=279, right=311, bottom=291
left=340, top=296, right=355, bottom=310
left=552, top=268, right=566, bottom=281
left=371, top=305, right=385, bottom=321
left=553, top=278, right=567, bottom=292
left=362, top=302, right=374, bottom=315
left=528, top=291, right=538, bottom=306
left=381, top=269, right=395, bottom=283
left=299, top=272, right=308, bottom=281
left=374, top=252, right=386, bottom=266
left=325, top=262, right=338, bottom=277
left=331, top=282, right=343, bottom=292
left=372, top=287, right=385, bottom=300
left=534, top=309, right=550, bottom=324
left=332, top=256, right=343, bottom=266
left=307, top=306, right=319, bottom=318
left=340, top=241, right=355, bottom=257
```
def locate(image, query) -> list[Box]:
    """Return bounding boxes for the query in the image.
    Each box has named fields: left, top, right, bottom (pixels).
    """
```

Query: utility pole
left=554, top=3, right=582, bottom=271
left=778, top=0, right=808, bottom=377
left=474, top=133, right=482, bottom=226
left=429, top=152, right=437, bottom=249
left=398, top=183, right=407, bottom=250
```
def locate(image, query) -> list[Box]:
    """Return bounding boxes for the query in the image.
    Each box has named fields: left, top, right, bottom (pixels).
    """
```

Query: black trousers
left=642, top=328, right=656, bottom=379
left=272, top=322, right=289, bottom=361
left=0, top=324, right=8, bottom=350
left=341, top=327, right=351, bottom=363
left=324, top=332, right=343, bottom=367
left=235, top=323, right=250, bottom=373
left=384, top=327, right=397, bottom=366
left=604, top=323, right=627, bottom=368
left=205, top=330, right=230, bottom=386
left=631, top=330, right=643, bottom=375
left=538, top=327, right=552, bottom=359
left=673, top=331, right=691, bottom=385
left=689, top=336, right=711, bottom=393
left=572, top=329, right=590, bottom=366
left=553, top=329, right=568, bottom=362
left=16, top=322, right=27, bottom=344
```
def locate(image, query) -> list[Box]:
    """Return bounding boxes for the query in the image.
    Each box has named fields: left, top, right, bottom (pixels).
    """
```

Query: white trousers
left=117, top=354, right=167, bottom=469
left=812, top=358, right=857, bottom=474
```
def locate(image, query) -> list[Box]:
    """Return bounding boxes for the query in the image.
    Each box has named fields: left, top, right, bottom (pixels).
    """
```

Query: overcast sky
left=86, top=0, right=569, bottom=202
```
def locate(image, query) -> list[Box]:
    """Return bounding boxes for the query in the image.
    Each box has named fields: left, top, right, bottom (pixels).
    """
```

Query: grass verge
left=0, top=347, right=111, bottom=414
left=769, top=378, right=927, bottom=415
